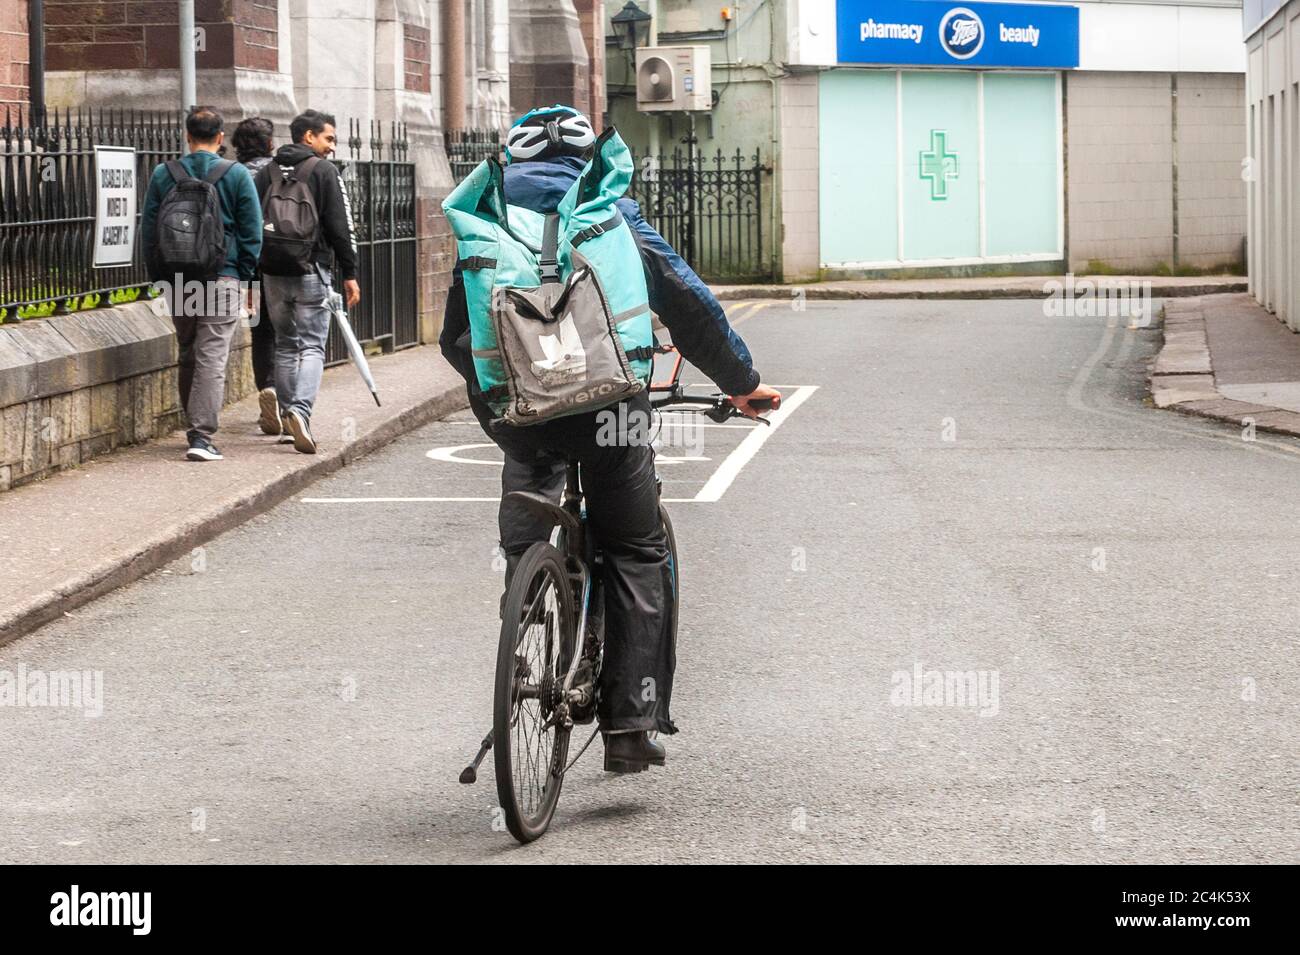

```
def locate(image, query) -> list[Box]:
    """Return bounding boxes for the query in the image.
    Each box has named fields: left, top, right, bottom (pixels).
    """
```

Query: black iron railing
left=629, top=144, right=772, bottom=283
left=330, top=119, right=419, bottom=365
left=0, top=107, right=183, bottom=320
left=445, top=128, right=503, bottom=183
left=0, top=109, right=419, bottom=364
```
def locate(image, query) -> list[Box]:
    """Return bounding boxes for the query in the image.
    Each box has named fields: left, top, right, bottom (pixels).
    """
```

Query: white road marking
left=301, top=495, right=704, bottom=504
left=304, top=383, right=818, bottom=506
left=300, top=496, right=501, bottom=503
left=691, top=385, right=818, bottom=503
left=425, top=443, right=502, bottom=465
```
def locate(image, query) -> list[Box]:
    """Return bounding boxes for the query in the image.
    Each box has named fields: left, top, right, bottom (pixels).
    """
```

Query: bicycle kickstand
left=459, top=729, right=493, bottom=784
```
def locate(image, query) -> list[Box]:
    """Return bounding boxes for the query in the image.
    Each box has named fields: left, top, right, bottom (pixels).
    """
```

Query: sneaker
left=277, top=427, right=295, bottom=445
left=257, top=387, right=281, bottom=435
left=186, top=435, right=223, bottom=461
left=282, top=409, right=317, bottom=454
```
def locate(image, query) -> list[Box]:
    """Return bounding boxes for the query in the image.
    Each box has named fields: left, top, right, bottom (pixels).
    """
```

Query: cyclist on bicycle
left=439, top=105, right=780, bottom=773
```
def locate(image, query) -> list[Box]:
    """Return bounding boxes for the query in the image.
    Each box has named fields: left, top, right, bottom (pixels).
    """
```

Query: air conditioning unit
left=635, top=46, right=712, bottom=112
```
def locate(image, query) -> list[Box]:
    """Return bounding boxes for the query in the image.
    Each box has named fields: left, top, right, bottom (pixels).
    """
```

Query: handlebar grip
left=746, top=396, right=779, bottom=412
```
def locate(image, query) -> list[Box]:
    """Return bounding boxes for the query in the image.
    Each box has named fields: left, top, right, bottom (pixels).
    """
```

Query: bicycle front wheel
left=493, top=542, right=576, bottom=843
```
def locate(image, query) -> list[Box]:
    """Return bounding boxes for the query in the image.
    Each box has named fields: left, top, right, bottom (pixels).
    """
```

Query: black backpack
left=153, top=158, right=233, bottom=280
left=259, top=156, right=322, bottom=275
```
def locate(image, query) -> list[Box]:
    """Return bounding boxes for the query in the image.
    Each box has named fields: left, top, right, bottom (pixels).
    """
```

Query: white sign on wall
left=93, top=145, right=137, bottom=268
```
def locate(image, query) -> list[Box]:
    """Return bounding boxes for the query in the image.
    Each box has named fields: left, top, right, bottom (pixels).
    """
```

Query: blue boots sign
left=837, top=0, right=1079, bottom=68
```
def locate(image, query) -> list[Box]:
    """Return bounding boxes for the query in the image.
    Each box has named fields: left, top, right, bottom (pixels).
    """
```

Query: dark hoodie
left=253, top=143, right=359, bottom=282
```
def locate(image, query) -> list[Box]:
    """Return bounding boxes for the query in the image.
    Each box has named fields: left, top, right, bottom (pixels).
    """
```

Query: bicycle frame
left=462, top=339, right=750, bottom=792
left=559, top=460, right=595, bottom=709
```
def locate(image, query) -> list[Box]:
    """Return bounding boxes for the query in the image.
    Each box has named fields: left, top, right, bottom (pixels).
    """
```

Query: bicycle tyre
left=660, top=503, right=679, bottom=661
left=493, top=541, right=576, bottom=843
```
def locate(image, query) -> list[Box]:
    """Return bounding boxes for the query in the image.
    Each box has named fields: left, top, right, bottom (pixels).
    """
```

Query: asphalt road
left=2, top=299, right=1297, bottom=863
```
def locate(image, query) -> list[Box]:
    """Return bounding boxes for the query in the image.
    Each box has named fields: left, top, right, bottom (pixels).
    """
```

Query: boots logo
left=939, top=8, right=984, bottom=59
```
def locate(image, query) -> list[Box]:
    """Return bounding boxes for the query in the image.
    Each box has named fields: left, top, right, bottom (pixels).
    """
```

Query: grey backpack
left=259, top=156, right=322, bottom=275
left=153, top=159, right=233, bottom=280
left=489, top=212, right=644, bottom=426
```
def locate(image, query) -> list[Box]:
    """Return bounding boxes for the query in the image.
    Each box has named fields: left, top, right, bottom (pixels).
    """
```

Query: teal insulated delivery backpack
left=442, top=127, right=655, bottom=426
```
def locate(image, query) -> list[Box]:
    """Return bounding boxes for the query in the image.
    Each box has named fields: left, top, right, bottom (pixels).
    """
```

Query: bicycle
left=458, top=343, right=777, bottom=843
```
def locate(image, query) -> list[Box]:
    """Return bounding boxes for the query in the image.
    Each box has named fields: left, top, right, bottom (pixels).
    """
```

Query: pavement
left=1150, top=293, right=1300, bottom=437
left=0, top=346, right=466, bottom=646
left=2, top=298, right=1297, bottom=863
left=712, top=274, right=1245, bottom=301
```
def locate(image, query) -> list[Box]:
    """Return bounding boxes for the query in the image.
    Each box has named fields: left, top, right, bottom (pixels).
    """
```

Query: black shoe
left=185, top=435, right=223, bottom=461
left=603, top=731, right=665, bottom=773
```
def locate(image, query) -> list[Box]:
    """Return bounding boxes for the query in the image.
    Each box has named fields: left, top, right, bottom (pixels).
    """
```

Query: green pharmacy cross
left=919, top=130, right=959, bottom=201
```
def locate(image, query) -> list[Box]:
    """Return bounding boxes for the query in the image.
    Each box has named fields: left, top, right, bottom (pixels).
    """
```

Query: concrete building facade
left=607, top=0, right=1248, bottom=282
left=1244, top=0, right=1300, bottom=330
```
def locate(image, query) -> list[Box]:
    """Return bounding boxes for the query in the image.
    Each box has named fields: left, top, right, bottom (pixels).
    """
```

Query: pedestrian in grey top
left=231, top=116, right=282, bottom=440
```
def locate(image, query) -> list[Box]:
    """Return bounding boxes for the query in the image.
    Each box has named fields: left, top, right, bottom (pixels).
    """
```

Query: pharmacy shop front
left=818, top=0, right=1079, bottom=271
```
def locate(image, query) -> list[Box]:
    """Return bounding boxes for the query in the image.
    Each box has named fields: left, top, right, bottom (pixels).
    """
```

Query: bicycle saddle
left=503, top=490, right=580, bottom=534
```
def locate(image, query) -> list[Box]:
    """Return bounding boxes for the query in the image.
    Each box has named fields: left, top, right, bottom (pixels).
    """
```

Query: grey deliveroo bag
left=491, top=213, right=642, bottom=426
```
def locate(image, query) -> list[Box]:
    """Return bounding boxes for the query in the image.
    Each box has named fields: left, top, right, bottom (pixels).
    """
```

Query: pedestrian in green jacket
left=139, top=106, right=263, bottom=462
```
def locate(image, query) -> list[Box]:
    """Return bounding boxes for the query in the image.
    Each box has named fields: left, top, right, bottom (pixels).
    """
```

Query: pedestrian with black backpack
left=253, top=109, right=361, bottom=455
left=141, top=106, right=263, bottom=461
left=231, top=116, right=281, bottom=438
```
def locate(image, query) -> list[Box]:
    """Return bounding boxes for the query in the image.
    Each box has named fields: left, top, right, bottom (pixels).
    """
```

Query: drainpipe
left=444, top=0, right=467, bottom=130
left=28, top=0, right=46, bottom=129
left=179, top=0, right=196, bottom=111
left=766, top=0, right=782, bottom=281
left=647, top=0, right=659, bottom=159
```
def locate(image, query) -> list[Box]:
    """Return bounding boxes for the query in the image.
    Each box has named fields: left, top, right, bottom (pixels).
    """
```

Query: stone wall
left=509, top=0, right=588, bottom=118
left=44, top=0, right=279, bottom=73
left=1, top=0, right=28, bottom=111
left=0, top=302, right=255, bottom=492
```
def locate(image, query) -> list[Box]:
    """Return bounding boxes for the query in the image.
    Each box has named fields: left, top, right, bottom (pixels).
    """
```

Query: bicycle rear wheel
left=661, top=503, right=679, bottom=660
left=493, top=541, right=576, bottom=843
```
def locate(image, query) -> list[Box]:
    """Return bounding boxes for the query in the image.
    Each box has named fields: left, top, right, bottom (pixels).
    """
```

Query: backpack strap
left=571, top=210, right=624, bottom=248
left=165, top=159, right=192, bottom=184
left=294, top=155, right=323, bottom=181
left=203, top=158, right=235, bottom=184
left=538, top=213, right=561, bottom=284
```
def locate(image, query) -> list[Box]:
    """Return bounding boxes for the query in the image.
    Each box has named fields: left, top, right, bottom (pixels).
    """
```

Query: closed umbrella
left=323, top=285, right=381, bottom=407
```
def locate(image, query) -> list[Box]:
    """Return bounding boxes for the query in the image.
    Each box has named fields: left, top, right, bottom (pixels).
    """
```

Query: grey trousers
left=262, top=270, right=332, bottom=421
left=170, top=276, right=241, bottom=440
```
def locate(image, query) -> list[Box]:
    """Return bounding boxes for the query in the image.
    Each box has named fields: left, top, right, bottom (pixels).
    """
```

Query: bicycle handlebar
left=647, top=342, right=778, bottom=424
left=649, top=390, right=777, bottom=425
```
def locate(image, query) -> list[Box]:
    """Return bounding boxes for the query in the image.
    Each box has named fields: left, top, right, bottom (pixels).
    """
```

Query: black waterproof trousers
left=492, top=391, right=677, bottom=736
